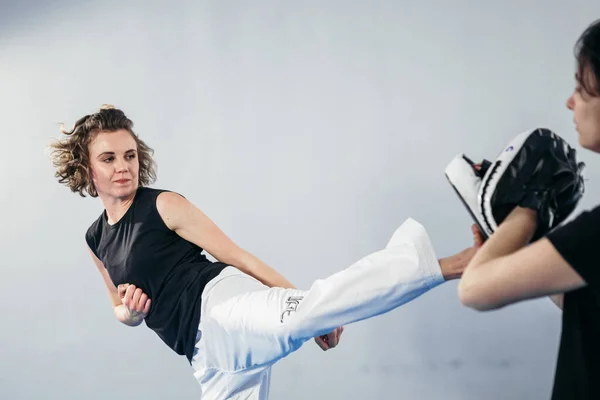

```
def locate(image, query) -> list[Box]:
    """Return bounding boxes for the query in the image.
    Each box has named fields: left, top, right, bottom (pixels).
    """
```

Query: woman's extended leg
left=191, top=218, right=445, bottom=399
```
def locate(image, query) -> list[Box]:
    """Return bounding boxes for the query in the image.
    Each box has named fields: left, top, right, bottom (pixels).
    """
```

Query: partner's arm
left=458, top=207, right=591, bottom=311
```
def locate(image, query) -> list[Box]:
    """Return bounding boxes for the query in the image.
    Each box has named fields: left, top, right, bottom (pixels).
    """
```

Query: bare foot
left=440, top=224, right=485, bottom=280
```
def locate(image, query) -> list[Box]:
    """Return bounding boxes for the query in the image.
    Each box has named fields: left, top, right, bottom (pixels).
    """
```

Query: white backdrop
left=1, top=1, right=599, bottom=399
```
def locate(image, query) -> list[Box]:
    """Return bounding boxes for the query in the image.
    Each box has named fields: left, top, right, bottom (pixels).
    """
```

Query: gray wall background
left=2, top=1, right=600, bottom=399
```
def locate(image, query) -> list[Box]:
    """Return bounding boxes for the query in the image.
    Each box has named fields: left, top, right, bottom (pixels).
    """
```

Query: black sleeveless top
left=85, top=186, right=227, bottom=363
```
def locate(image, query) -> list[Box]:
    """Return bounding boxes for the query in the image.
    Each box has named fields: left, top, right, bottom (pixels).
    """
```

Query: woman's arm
left=156, top=192, right=295, bottom=289
left=87, top=246, right=149, bottom=326
left=88, top=246, right=122, bottom=308
left=458, top=207, right=586, bottom=311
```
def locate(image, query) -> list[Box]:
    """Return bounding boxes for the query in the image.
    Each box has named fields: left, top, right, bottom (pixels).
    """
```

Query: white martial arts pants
left=190, top=218, right=445, bottom=400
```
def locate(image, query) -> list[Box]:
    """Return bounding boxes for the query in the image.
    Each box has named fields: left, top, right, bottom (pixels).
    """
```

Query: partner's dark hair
left=575, top=19, right=600, bottom=96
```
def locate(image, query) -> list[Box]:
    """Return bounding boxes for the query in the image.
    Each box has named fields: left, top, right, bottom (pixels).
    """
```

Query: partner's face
left=566, top=71, right=600, bottom=153
left=88, top=129, right=139, bottom=199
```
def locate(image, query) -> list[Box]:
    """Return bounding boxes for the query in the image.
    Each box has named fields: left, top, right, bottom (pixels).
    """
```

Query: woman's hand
left=115, top=284, right=151, bottom=326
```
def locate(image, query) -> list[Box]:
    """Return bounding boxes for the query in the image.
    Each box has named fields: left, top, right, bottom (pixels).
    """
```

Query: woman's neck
left=101, top=190, right=138, bottom=225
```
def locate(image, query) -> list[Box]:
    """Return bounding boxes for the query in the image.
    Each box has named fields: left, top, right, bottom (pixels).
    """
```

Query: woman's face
left=88, top=129, right=140, bottom=199
left=566, top=69, right=600, bottom=153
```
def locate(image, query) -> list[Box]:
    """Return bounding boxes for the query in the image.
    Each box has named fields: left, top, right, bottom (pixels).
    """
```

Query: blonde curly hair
left=49, top=105, right=157, bottom=197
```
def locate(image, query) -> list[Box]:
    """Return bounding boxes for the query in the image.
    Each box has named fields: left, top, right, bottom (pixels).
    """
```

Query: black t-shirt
left=546, top=205, right=600, bottom=399
left=85, top=186, right=227, bottom=363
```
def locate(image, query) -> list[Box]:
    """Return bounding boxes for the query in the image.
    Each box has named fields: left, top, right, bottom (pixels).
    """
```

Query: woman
left=458, top=19, right=600, bottom=400
left=50, top=105, right=482, bottom=400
